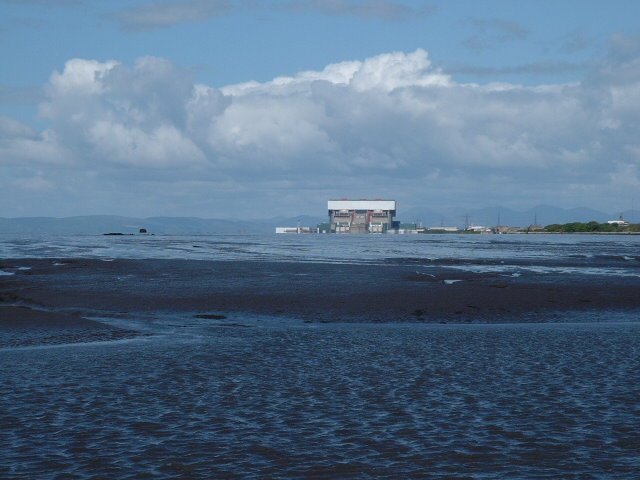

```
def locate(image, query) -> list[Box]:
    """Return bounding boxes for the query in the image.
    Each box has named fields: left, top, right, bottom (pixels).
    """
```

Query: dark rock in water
left=104, top=232, right=127, bottom=236
left=194, top=313, right=227, bottom=320
left=139, top=228, right=147, bottom=234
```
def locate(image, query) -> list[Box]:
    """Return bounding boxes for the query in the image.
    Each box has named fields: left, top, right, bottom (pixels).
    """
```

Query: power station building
left=328, top=199, right=397, bottom=233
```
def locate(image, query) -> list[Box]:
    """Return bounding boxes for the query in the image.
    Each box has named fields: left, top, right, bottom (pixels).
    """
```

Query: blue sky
left=1, top=0, right=639, bottom=218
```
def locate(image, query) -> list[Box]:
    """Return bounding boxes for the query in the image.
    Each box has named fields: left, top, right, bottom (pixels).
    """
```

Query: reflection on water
left=1, top=321, right=639, bottom=478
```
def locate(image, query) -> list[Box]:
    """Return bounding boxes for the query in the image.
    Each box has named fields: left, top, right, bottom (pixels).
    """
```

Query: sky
left=1, top=0, right=639, bottom=218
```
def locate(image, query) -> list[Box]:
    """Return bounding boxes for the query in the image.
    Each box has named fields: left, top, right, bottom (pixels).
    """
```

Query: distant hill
left=0, top=208, right=637, bottom=234
left=0, top=215, right=325, bottom=235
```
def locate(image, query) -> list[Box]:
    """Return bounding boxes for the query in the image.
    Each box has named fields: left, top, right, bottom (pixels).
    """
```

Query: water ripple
left=1, top=322, right=639, bottom=478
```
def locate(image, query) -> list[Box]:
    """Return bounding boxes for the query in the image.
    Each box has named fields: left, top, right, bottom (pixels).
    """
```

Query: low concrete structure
left=275, top=226, right=316, bottom=234
left=427, top=226, right=459, bottom=233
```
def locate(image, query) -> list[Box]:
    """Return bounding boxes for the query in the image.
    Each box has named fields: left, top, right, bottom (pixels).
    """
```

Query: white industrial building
left=328, top=199, right=397, bottom=233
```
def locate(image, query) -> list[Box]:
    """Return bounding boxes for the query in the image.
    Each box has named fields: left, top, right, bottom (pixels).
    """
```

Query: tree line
left=544, top=221, right=639, bottom=233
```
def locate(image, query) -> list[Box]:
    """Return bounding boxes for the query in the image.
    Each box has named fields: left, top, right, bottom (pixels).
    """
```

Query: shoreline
left=419, top=231, right=640, bottom=235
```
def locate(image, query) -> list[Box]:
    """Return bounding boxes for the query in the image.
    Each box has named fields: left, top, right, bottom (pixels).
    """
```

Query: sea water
left=1, top=232, right=639, bottom=267
left=1, top=321, right=639, bottom=478
left=1, top=234, right=639, bottom=478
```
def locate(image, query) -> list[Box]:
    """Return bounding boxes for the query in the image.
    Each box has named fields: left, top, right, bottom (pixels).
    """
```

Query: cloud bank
left=462, top=17, right=529, bottom=52
left=111, top=0, right=231, bottom=32
left=110, top=0, right=433, bottom=31
left=280, top=0, right=436, bottom=21
left=3, top=41, right=640, bottom=217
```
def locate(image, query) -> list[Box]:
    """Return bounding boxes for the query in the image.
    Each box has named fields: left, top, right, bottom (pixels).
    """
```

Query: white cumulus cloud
left=2, top=41, right=640, bottom=216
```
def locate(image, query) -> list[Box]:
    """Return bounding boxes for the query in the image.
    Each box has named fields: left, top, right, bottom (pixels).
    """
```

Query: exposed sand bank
left=1, top=258, right=639, bottom=324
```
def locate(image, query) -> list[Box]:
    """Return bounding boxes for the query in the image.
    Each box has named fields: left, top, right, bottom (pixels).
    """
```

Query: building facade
left=328, top=199, right=396, bottom=233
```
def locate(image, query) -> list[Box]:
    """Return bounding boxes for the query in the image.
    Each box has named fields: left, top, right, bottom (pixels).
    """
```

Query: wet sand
left=1, top=258, right=639, bottom=327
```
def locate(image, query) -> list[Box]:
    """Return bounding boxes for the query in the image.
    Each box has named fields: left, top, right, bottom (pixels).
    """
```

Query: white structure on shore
left=275, top=226, right=316, bottom=234
left=427, top=226, right=459, bottom=232
left=466, top=225, right=492, bottom=233
left=607, top=215, right=629, bottom=226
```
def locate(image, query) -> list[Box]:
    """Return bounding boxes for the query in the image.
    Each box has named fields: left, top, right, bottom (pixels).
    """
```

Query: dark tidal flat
left=1, top=234, right=640, bottom=478
left=1, top=257, right=639, bottom=323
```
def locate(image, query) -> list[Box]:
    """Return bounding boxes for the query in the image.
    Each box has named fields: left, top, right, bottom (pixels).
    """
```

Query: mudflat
left=1, top=258, right=639, bottom=324
left=0, top=305, right=139, bottom=348
left=1, top=251, right=640, bottom=478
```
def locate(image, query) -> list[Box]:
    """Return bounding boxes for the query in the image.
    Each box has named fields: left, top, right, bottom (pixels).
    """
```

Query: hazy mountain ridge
left=0, top=207, right=637, bottom=234
left=0, top=215, right=325, bottom=235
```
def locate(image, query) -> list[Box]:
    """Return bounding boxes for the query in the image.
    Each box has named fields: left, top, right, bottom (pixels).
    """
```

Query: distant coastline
left=1, top=212, right=639, bottom=236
